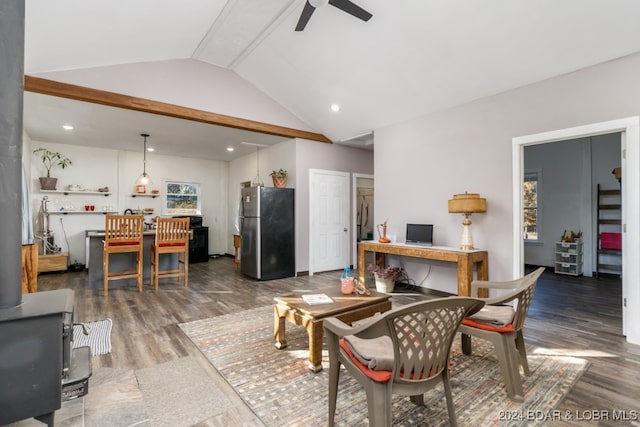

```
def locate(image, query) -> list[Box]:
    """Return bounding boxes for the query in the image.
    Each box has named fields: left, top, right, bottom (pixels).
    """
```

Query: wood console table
left=357, top=241, right=489, bottom=297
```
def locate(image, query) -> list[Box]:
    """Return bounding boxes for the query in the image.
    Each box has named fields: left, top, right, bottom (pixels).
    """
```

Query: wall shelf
left=130, top=194, right=159, bottom=198
left=48, top=211, right=113, bottom=215
left=41, top=190, right=111, bottom=196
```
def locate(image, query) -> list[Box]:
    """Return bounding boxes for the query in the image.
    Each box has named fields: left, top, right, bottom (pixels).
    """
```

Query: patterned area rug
left=72, top=319, right=112, bottom=356
left=179, top=306, right=588, bottom=427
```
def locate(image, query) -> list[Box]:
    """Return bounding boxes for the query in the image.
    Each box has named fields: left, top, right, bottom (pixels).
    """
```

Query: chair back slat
left=104, top=214, right=144, bottom=244
left=387, top=298, right=483, bottom=385
left=512, top=268, right=544, bottom=330
left=155, top=217, right=190, bottom=245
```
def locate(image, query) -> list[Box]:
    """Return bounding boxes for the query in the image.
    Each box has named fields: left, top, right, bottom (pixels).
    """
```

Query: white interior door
left=309, top=169, right=349, bottom=274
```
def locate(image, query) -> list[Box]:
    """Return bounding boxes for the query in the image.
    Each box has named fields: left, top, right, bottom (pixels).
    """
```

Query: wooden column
left=21, top=243, right=38, bottom=293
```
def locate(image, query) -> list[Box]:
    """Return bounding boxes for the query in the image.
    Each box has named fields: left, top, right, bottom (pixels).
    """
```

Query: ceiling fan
left=295, top=0, right=372, bottom=31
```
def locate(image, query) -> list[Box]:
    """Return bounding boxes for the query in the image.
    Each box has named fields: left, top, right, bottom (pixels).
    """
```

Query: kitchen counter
left=86, top=230, right=177, bottom=290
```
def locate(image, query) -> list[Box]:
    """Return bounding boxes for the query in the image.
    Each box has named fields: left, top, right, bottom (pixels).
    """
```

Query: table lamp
left=448, top=192, right=487, bottom=250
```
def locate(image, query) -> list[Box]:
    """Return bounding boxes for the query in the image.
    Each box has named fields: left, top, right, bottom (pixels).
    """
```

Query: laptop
left=405, top=224, right=433, bottom=246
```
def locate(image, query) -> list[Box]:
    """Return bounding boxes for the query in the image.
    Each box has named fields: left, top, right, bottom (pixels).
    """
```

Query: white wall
left=28, top=140, right=228, bottom=264
left=374, top=51, right=640, bottom=292
left=228, top=139, right=373, bottom=273
left=36, top=59, right=315, bottom=133
left=227, top=138, right=296, bottom=253
left=295, top=140, right=374, bottom=272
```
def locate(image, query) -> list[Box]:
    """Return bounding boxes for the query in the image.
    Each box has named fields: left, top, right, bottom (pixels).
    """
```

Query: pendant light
left=136, top=133, right=152, bottom=186
left=251, top=146, right=264, bottom=187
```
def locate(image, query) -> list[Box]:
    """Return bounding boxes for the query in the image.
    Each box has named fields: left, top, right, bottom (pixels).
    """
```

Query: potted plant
left=270, top=169, right=288, bottom=188
left=367, top=263, right=402, bottom=293
left=33, top=148, right=72, bottom=190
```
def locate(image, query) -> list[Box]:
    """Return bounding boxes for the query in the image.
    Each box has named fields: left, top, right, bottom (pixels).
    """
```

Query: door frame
left=308, top=168, right=350, bottom=276
left=352, top=173, right=374, bottom=269
left=512, top=116, right=640, bottom=344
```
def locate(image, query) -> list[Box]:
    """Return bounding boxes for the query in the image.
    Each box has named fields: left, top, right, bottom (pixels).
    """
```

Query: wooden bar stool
left=150, top=217, right=190, bottom=290
left=103, top=214, right=144, bottom=296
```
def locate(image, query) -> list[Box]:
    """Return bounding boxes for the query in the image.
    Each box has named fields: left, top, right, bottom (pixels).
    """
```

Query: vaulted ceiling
left=23, top=0, right=640, bottom=160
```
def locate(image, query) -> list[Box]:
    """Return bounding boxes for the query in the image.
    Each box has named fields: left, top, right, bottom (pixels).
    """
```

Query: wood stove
left=0, top=289, right=91, bottom=426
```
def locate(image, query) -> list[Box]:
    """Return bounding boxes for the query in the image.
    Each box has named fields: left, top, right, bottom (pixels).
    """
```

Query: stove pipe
left=0, top=0, right=25, bottom=309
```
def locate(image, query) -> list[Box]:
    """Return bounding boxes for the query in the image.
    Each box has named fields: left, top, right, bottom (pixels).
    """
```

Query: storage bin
left=555, top=252, right=581, bottom=264
left=554, top=262, right=578, bottom=275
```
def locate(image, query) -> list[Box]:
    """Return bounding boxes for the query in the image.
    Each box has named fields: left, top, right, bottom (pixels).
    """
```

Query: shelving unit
left=554, top=240, right=583, bottom=276
left=596, top=184, right=622, bottom=277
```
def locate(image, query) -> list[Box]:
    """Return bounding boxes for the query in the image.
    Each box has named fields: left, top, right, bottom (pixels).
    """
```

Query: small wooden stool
left=233, top=234, right=241, bottom=272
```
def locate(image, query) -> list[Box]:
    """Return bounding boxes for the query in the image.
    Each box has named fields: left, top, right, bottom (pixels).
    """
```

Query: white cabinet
left=554, top=241, right=583, bottom=276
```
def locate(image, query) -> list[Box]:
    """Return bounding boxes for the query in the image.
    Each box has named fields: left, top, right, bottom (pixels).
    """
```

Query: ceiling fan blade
left=328, top=0, right=372, bottom=22
left=295, top=1, right=316, bottom=31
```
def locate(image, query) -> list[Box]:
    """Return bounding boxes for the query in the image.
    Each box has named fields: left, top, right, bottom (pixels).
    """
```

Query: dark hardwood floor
left=32, top=257, right=640, bottom=426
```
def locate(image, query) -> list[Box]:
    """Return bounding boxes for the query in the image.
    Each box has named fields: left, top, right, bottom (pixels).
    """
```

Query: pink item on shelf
left=600, top=232, right=622, bottom=250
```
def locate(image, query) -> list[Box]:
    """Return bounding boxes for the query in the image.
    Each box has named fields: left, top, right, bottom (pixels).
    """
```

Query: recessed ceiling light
left=227, top=147, right=235, bottom=152
left=146, top=147, right=155, bottom=152
left=330, top=103, right=340, bottom=112
left=62, top=124, right=74, bottom=130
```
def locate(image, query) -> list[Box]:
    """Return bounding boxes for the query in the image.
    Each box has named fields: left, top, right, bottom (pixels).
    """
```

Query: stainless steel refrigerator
left=240, top=186, right=295, bottom=280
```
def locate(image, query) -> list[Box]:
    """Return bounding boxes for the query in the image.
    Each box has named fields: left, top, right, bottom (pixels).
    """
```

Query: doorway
left=352, top=174, right=374, bottom=269
left=512, top=116, right=640, bottom=345
left=522, top=134, right=621, bottom=276
left=309, top=169, right=350, bottom=274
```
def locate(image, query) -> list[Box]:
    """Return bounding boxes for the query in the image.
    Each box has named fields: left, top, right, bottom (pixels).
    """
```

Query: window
left=164, top=181, right=201, bottom=215
left=523, top=170, right=541, bottom=241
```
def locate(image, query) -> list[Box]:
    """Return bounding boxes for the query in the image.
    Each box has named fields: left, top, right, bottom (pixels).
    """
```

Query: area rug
left=72, top=319, right=112, bottom=356
left=179, top=306, right=588, bottom=427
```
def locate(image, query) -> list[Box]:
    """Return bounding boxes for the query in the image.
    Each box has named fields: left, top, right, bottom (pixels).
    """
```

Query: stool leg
left=183, top=250, right=188, bottom=287
left=137, top=248, right=143, bottom=292
left=150, top=246, right=155, bottom=290
left=103, top=248, right=109, bottom=296
left=154, top=249, right=160, bottom=290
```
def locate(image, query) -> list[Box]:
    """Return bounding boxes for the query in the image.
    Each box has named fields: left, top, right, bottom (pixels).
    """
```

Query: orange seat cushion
left=104, top=240, right=140, bottom=247
left=338, top=339, right=439, bottom=382
left=339, top=338, right=392, bottom=382
left=158, top=242, right=186, bottom=247
left=462, top=318, right=515, bottom=333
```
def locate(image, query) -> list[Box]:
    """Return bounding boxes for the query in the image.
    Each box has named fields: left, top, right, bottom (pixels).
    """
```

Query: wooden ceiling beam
left=24, top=75, right=332, bottom=144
